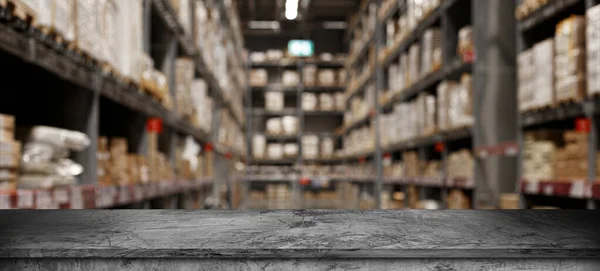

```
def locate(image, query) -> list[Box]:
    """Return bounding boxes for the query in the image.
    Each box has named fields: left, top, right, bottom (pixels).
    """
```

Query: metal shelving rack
left=516, top=0, right=600, bottom=209
left=344, top=0, right=517, bottom=209
left=0, top=0, right=246, bottom=209
left=244, top=59, right=347, bottom=209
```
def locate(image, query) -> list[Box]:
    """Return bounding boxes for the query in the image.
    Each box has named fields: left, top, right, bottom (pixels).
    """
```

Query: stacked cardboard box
left=302, top=93, right=318, bottom=111
left=403, top=151, right=421, bottom=178
left=0, top=114, right=18, bottom=190
left=518, top=48, right=536, bottom=111
left=437, top=75, right=474, bottom=131
left=109, top=138, right=130, bottom=186
left=588, top=5, right=600, bottom=96
left=319, top=94, right=336, bottom=111
left=408, top=44, right=421, bottom=84
left=423, top=160, right=441, bottom=178
left=252, top=135, right=266, bottom=159
left=447, top=149, right=474, bottom=179
left=190, top=79, right=213, bottom=132
left=335, top=93, right=345, bottom=111
left=320, top=137, right=334, bottom=158
left=318, top=69, right=336, bottom=87
left=282, top=71, right=299, bottom=87
left=284, top=143, right=299, bottom=158
left=266, top=118, right=283, bottom=135
left=555, top=16, right=586, bottom=103
left=554, top=131, right=588, bottom=179
left=522, top=130, right=560, bottom=180
left=500, top=193, right=521, bottom=209
left=447, top=189, right=471, bottom=209
left=303, top=65, right=317, bottom=86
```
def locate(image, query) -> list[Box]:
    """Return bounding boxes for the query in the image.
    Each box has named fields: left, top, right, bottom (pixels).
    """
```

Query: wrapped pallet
left=99, top=0, right=119, bottom=70
left=282, top=71, right=299, bottom=86
left=267, top=144, right=283, bottom=160
left=302, top=93, right=318, bottom=111
left=175, top=58, right=195, bottom=118
left=319, top=93, right=335, bottom=111
left=77, top=0, right=103, bottom=61
left=302, top=135, right=319, bottom=159
left=335, top=93, right=345, bottom=111
left=252, top=135, right=266, bottom=159
left=518, top=49, right=535, bottom=111
left=303, top=65, right=317, bottom=86
left=437, top=80, right=455, bottom=131
left=554, top=16, right=587, bottom=103
left=588, top=5, right=600, bottom=96
left=424, top=95, right=436, bottom=136
left=320, top=136, right=334, bottom=158
left=250, top=69, right=268, bottom=87
left=448, top=74, right=474, bottom=129
left=408, top=44, right=421, bottom=84
left=421, top=28, right=442, bottom=75
left=177, top=0, right=192, bottom=35
left=265, top=91, right=284, bottom=111
left=116, top=0, right=144, bottom=81
left=318, top=69, right=336, bottom=87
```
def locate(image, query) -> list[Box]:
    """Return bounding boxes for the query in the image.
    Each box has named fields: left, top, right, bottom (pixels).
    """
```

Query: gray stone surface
left=0, top=210, right=598, bottom=259
left=2, top=259, right=600, bottom=271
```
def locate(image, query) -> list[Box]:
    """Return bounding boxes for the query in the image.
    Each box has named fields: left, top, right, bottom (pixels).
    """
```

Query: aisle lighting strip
left=285, top=0, right=299, bottom=20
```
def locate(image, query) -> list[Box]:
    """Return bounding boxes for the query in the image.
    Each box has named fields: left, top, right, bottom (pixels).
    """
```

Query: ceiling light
left=322, top=21, right=347, bottom=29
left=285, top=9, right=298, bottom=20
left=248, top=21, right=280, bottom=30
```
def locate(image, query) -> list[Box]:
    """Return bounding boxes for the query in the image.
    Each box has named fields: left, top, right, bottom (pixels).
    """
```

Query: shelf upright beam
left=75, top=81, right=101, bottom=185
left=472, top=0, right=517, bottom=209
left=296, top=60, right=305, bottom=207
left=585, top=101, right=597, bottom=209
left=373, top=0, right=384, bottom=208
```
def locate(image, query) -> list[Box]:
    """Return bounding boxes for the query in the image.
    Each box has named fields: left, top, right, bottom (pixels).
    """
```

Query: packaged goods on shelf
left=446, top=149, right=474, bottom=180
left=387, top=20, right=397, bottom=48
left=554, top=130, right=588, bottom=179
left=175, top=58, right=195, bottom=118
left=18, top=126, right=90, bottom=189
left=335, top=93, right=345, bottom=111
left=302, top=93, right=318, bottom=111
left=266, top=118, right=283, bottom=135
left=518, top=49, right=536, bottom=111
left=587, top=5, right=600, bottom=95
left=249, top=52, right=266, bottom=63
left=76, top=0, right=103, bottom=60
left=438, top=77, right=473, bottom=131
left=522, top=130, right=561, bottom=180
left=320, top=136, right=334, bottom=158
left=403, top=151, right=421, bottom=178
left=408, top=44, right=421, bottom=84
left=250, top=69, right=268, bottom=87
left=421, top=28, right=442, bottom=76
left=266, top=50, right=284, bottom=61
left=266, top=184, right=292, bottom=209
left=423, top=160, right=441, bottom=178
left=281, top=116, right=299, bottom=135
left=424, top=94, right=436, bottom=135
left=282, top=71, right=300, bottom=87
left=265, top=91, right=284, bottom=111
left=283, top=143, right=299, bottom=158
left=458, top=26, right=474, bottom=60
left=500, top=193, right=521, bottom=209
left=533, top=39, right=555, bottom=109
left=555, top=16, right=587, bottom=103
left=303, top=65, right=317, bottom=86
left=108, top=137, right=131, bottom=186
left=447, top=189, right=471, bottom=209
left=191, top=79, right=213, bottom=132
left=319, top=93, right=336, bottom=111
left=343, top=126, right=375, bottom=156
left=174, top=0, right=192, bottom=35
left=338, top=69, right=347, bottom=87
left=388, top=64, right=400, bottom=93
left=302, top=135, right=319, bottom=159
left=318, top=69, right=336, bottom=87
left=0, top=114, right=19, bottom=190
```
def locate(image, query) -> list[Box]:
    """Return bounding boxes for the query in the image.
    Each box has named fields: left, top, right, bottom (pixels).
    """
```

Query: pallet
left=556, top=96, right=582, bottom=106
left=0, top=0, right=36, bottom=26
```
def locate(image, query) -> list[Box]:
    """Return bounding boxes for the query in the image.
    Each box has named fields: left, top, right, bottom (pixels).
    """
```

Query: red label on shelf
left=575, top=118, right=591, bottom=133
left=146, top=118, right=163, bottom=133
left=299, top=178, right=311, bottom=186
left=463, top=50, right=475, bottom=63
left=359, top=157, right=366, bottom=164
left=435, top=142, right=445, bottom=153
left=225, top=152, right=233, bottom=159
left=384, top=153, right=391, bottom=159
left=204, top=143, right=214, bottom=152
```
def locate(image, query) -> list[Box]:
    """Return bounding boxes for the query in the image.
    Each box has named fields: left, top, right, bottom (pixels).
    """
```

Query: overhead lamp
left=248, top=21, right=281, bottom=30
left=285, top=0, right=299, bottom=20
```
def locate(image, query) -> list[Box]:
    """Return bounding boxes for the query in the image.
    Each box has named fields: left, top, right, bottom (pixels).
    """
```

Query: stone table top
left=0, top=210, right=598, bottom=259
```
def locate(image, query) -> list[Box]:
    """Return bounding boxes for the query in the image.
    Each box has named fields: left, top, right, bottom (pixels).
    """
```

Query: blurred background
left=0, top=0, right=599, bottom=210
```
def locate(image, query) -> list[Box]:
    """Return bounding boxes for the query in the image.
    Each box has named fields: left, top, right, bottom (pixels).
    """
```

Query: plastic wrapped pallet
left=266, top=50, right=284, bottom=61
left=249, top=52, right=266, bottom=63
left=437, top=81, right=453, bottom=131
left=281, top=116, right=298, bottom=135
left=320, top=136, right=334, bottom=158
left=266, top=118, right=282, bottom=135
left=421, top=28, right=442, bottom=75
left=302, top=93, right=318, bottom=111
left=283, top=143, right=299, bottom=158
left=267, top=144, right=283, bottom=160
left=303, top=65, right=317, bottom=86
left=77, top=0, right=103, bottom=61
left=99, top=0, right=119, bottom=70
left=318, top=69, right=336, bottom=87
left=175, top=58, right=195, bottom=117
left=250, top=69, right=268, bottom=87
left=319, top=93, right=335, bottom=111
left=115, top=0, right=144, bottom=81
left=282, top=71, right=299, bottom=86
left=408, top=44, right=421, bottom=84
left=97, top=137, right=111, bottom=185
left=447, top=149, right=474, bottom=179
left=533, top=39, right=555, bottom=109
left=338, top=69, right=347, bottom=87
left=518, top=49, right=535, bottom=111
left=302, top=135, right=319, bottom=159
left=554, top=16, right=586, bottom=103
left=448, top=74, right=474, bottom=129
left=265, top=91, right=284, bottom=111
left=458, top=26, right=474, bottom=60
left=388, top=64, right=400, bottom=92
left=587, top=5, right=600, bottom=96
left=176, top=0, right=192, bottom=35
left=252, top=135, right=266, bottom=159
left=387, top=20, right=397, bottom=47
left=424, top=94, right=436, bottom=135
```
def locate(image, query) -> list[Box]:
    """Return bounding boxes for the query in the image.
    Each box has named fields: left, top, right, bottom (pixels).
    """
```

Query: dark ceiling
left=237, top=0, right=360, bottom=37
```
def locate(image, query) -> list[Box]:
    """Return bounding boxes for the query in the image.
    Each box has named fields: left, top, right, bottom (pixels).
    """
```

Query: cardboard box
left=588, top=4, right=600, bottom=96
left=265, top=91, right=284, bottom=111
left=500, top=193, right=520, bottom=209
left=282, top=71, right=299, bottom=86
left=0, top=114, right=14, bottom=131
left=266, top=118, right=282, bottom=135
left=250, top=69, right=268, bottom=87
left=303, top=65, right=317, bottom=86
left=318, top=69, right=336, bottom=86
left=319, top=93, right=335, bottom=111
left=302, top=93, right=318, bottom=111
left=302, top=135, right=319, bottom=159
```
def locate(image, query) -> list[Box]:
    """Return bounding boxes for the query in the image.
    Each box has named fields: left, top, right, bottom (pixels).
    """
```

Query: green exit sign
left=288, top=40, right=314, bottom=57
